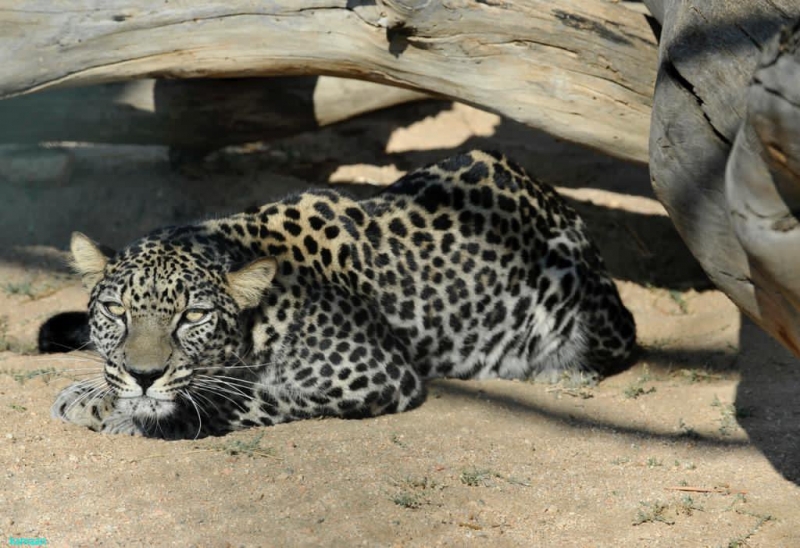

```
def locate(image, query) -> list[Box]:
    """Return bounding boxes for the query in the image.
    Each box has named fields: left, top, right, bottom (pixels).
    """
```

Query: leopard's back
left=241, top=150, right=634, bottom=381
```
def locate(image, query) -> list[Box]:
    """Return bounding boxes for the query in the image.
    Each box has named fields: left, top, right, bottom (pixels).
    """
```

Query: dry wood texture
left=0, top=0, right=656, bottom=162
left=646, top=0, right=800, bottom=355
left=726, top=21, right=800, bottom=355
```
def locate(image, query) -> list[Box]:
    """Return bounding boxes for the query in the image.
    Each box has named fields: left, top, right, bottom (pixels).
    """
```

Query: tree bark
left=0, top=0, right=656, bottom=163
left=726, top=20, right=800, bottom=355
left=647, top=0, right=800, bottom=351
left=0, top=77, right=428, bottom=147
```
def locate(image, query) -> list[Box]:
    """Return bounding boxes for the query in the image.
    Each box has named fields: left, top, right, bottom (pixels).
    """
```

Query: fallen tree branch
left=665, top=486, right=748, bottom=495
left=0, top=0, right=656, bottom=162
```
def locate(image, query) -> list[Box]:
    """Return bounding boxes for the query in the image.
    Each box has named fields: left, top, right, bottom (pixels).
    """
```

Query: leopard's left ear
left=227, top=258, right=278, bottom=309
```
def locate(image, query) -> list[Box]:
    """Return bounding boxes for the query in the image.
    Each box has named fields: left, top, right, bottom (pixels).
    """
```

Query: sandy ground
left=0, top=100, right=798, bottom=547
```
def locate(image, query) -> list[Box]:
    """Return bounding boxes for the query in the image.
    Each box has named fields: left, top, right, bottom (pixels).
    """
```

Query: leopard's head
left=70, top=231, right=276, bottom=421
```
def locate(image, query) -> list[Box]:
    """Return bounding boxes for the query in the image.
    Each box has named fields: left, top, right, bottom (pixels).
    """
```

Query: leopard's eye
left=182, top=308, right=212, bottom=324
left=100, top=301, right=126, bottom=318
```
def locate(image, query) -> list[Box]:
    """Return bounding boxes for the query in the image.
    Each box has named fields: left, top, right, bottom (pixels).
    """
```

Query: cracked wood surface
left=0, top=0, right=656, bottom=162
left=647, top=0, right=800, bottom=354
left=726, top=20, right=800, bottom=356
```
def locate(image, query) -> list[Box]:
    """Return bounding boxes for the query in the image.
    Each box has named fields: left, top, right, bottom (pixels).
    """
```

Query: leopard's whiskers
left=32, top=354, right=103, bottom=365
left=192, top=379, right=251, bottom=402
left=192, top=382, right=253, bottom=409
left=199, top=373, right=261, bottom=389
left=186, top=388, right=219, bottom=416
left=180, top=389, right=204, bottom=440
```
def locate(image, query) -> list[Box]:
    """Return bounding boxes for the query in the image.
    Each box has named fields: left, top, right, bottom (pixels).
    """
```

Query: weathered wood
left=0, top=1, right=656, bottom=162
left=726, top=21, right=800, bottom=355
left=0, top=77, right=428, bottom=147
left=641, top=0, right=664, bottom=23
left=647, top=0, right=800, bottom=349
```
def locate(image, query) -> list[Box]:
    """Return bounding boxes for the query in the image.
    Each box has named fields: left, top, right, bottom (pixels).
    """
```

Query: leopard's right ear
left=70, top=232, right=112, bottom=291
left=227, top=257, right=278, bottom=309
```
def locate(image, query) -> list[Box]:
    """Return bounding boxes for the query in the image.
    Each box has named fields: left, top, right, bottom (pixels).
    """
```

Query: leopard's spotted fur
left=50, top=151, right=635, bottom=439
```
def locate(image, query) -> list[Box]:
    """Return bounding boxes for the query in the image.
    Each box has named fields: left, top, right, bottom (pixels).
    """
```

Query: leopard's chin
left=117, top=396, right=177, bottom=420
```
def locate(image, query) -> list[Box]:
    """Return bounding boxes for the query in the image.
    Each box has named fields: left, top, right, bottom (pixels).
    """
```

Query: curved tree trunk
left=0, top=0, right=656, bottom=163
left=726, top=21, right=800, bottom=355
left=646, top=0, right=800, bottom=355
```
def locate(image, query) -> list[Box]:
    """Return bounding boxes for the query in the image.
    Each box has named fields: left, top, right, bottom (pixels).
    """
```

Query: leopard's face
left=87, top=247, right=249, bottom=422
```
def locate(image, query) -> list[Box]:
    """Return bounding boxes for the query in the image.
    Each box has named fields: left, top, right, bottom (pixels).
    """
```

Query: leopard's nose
left=127, top=368, right=165, bottom=392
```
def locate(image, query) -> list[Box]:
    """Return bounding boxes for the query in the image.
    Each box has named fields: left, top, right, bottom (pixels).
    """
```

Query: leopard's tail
left=38, top=312, right=93, bottom=353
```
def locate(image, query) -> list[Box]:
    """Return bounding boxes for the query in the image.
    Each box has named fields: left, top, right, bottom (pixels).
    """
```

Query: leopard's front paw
left=51, top=381, right=142, bottom=435
left=52, top=381, right=108, bottom=430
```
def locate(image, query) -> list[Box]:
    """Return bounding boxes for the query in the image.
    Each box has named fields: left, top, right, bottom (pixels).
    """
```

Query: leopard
left=47, top=150, right=635, bottom=439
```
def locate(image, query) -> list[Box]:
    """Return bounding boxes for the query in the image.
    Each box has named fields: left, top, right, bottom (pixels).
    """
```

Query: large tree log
left=645, top=0, right=800, bottom=354
left=0, top=77, right=427, bottom=147
left=726, top=21, right=800, bottom=355
left=0, top=0, right=656, bottom=163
